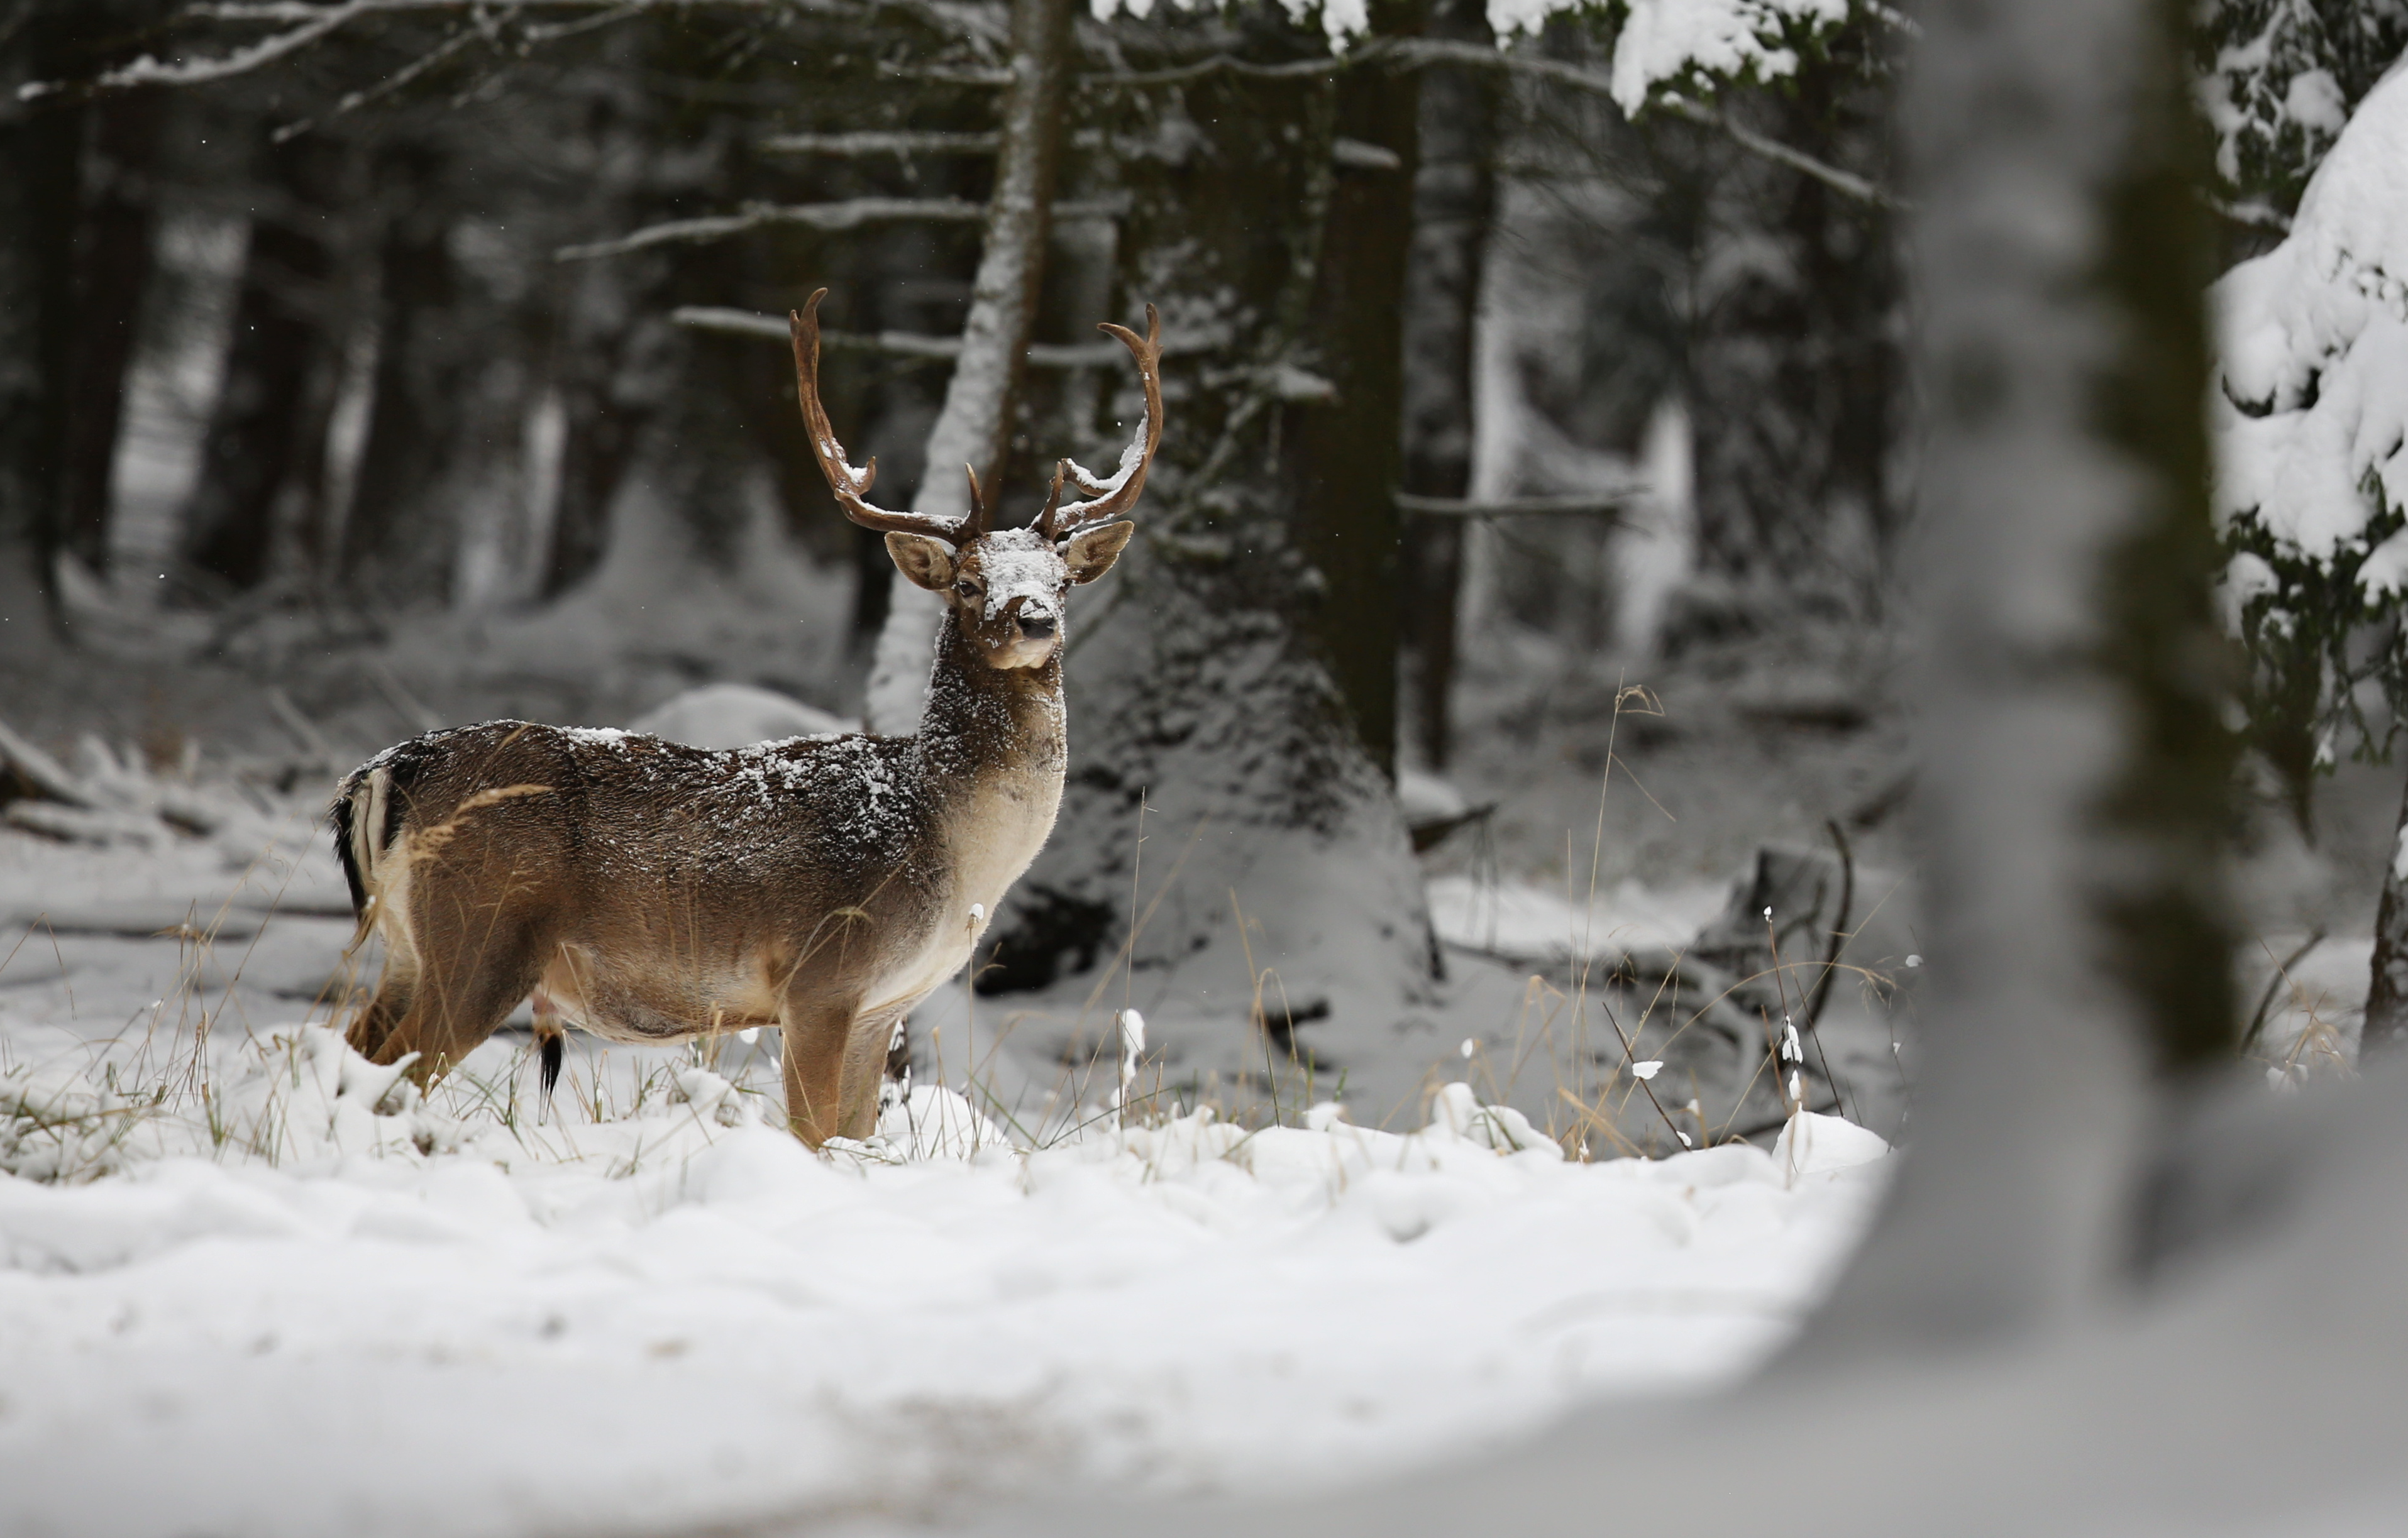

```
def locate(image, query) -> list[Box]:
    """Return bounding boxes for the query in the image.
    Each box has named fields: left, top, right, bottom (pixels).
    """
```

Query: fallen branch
left=0, top=719, right=93, bottom=808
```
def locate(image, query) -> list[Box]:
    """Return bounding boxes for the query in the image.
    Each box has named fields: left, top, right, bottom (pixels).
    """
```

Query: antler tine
left=789, top=288, right=971, bottom=544
left=1034, top=460, right=1069, bottom=540
left=1046, top=304, right=1164, bottom=541
left=963, top=465, right=991, bottom=537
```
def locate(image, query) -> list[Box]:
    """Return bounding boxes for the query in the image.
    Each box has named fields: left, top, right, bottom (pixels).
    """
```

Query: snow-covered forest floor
left=0, top=806, right=1886, bottom=1535
left=0, top=577, right=2378, bottom=1534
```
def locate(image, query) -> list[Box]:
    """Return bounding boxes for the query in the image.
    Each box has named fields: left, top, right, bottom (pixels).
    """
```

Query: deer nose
left=1017, top=612, right=1057, bottom=640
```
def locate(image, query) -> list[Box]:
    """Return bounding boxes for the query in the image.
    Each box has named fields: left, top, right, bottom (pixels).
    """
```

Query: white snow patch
left=1426, top=872, right=1725, bottom=962
left=0, top=1014, right=1886, bottom=1534
left=1771, top=1110, right=1889, bottom=1184
left=2214, top=65, right=2408, bottom=568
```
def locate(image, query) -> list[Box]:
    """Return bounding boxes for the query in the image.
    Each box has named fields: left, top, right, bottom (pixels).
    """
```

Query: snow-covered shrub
left=2212, top=60, right=2408, bottom=788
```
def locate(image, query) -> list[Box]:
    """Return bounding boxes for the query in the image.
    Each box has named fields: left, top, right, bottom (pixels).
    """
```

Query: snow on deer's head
left=789, top=288, right=1159, bottom=672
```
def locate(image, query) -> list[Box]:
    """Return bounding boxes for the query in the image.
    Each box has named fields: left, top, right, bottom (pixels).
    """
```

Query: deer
left=329, top=287, right=1161, bottom=1146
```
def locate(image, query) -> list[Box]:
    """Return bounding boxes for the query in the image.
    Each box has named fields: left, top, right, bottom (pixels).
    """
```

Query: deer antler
left=790, top=288, right=975, bottom=544
left=1037, top=304, right=1163, bottom=542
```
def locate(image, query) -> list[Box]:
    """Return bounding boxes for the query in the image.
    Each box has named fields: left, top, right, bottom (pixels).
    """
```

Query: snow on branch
left=2215, top=63, right=2408, bottom=568
left=556, top=195, right=1125, bottom=261
left=671, top=305, right=1193, bottom=368
left=21, top=0, right=373, bottom=97
left=21, top=0, right=842, bottom=99
left=759, top=129, right=1003, bottom=155
left=1396, top=490, right=1645, bottom=522
left=2213, top=63, right=2408, bottom=753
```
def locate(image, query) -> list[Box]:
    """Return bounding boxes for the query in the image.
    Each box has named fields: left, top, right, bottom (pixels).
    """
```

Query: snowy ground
left=0, top=820, right=1887, bottom=1537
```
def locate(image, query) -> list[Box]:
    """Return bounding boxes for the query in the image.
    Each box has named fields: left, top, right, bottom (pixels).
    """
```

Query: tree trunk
left=1283, top=0, right=1426, bottom=777
left=343, top=142, right=469, bottom=608
left=981, top=13, right=1433, bottom=1123
left=2361, top=768, right=2408, bottom=1055
left=60, top=84, right=164, bottom=577
left=1787, top=0, right=2233, bottom=1362
left=1685, top=33, right=1902, bottom=610
left=0, top=10, right=83, bottom=635
left=1396, top=0, right=1497, bottom=770
left=179, top=131, right=344, bottom=596
left=863, top=0, right=1073, bottom=733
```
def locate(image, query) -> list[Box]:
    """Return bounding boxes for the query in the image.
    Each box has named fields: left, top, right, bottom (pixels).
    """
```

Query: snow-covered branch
left=1080, top=51, right=1350, bottom=89
left=1396, top=490, right=1644, bottom=522
left=670, top=306, right=1144, bottom=367
left=555, top=194, right=1125, bottom=261
left=759, top=129, right=1002, bottom=156
left=1656, top=96, right=1896, bottom=207
left=22, top=0, right=843, bottom=99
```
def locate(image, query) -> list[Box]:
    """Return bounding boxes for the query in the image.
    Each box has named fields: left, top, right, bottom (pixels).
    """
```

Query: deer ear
left=1063, top=521, right=1135, bottom=584
left=885, top=532, right=957, bottom=591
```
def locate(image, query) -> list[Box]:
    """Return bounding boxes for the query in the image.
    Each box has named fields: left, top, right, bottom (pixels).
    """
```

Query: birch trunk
left=863, top=0, right=1073, bottom=733
left=981, top=15, right=1432, bottom=1123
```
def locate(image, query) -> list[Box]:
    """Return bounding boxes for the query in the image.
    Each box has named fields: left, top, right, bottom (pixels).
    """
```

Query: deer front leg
left=780, top=996, right=857, bottom=1147
left=835, top=1009, right=905, bottom=1143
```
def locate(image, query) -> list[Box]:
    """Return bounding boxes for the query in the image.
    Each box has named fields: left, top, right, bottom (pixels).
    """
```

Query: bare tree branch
left=673, top=306, right=1140, bottom=368
left=1396, top=490, right=1643, bottom=522
left=21, top=0, right=847, bottom=98
left=1389, top=38, right=1901, bottom=210
left=1656, top=97, right=1898, bottom=209
left=759, top=129, right=1002, bottom=155
left=556, top=194, right=1125, bottom=261
left=1078, top=50, right=1350, bottom=89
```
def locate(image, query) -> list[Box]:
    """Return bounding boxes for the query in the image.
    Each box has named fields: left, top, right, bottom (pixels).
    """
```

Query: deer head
left=789, top=288, right=1161, bottom=671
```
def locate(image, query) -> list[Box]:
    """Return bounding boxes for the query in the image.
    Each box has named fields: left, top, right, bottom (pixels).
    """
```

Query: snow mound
left=1771, top=1109, right=1889, bottom=1182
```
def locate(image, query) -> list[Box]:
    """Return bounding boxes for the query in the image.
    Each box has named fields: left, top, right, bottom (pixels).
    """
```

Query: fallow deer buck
left=331, top=288, right=1161, bottom=1145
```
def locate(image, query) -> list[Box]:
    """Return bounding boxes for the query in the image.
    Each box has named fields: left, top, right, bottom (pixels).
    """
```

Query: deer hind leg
left=371, top=918, right=551, bottom=1089
left=346, top=959, right=419, bottom=1064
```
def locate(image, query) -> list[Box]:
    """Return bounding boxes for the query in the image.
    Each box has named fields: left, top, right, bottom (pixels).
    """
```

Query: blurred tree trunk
left=60, top=82, right=164, bottom=576
left=1284, top=0, right=1425, bottom=777
left=1787, top=0, right=2233, bottom=1361
left=343, top=141, right=468, bottom=607
left=863, top=0, right=1073, bottom=732
left=1396, top=0, right=1497, bottom=770
left=179, top=131, right=344, bottom=595
left=0, top=9, right=83, bottom=633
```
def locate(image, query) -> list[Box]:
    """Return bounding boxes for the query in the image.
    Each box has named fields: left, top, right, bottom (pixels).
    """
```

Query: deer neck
left=914, top=611, right=1067, bottom=799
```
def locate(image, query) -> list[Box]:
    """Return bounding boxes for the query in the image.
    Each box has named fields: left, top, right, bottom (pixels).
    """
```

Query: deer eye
left=954, top=579, right=982, bottom=598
